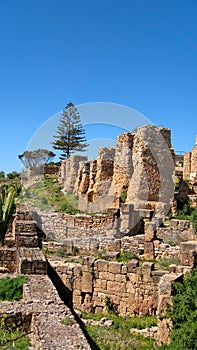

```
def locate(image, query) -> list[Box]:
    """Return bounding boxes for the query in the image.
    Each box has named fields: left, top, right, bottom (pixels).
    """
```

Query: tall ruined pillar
left=111, top=132, right=134, bottom=206
left=191, top=137, right=197, bottom=178
left=183, top=152, right=192, bottom=180
left=127, top=126, right=174, bottom=217
left=61, top=155, right=88, bottom=193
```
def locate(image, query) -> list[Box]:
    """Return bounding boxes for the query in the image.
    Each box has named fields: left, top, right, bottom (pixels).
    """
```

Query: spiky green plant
left=0, top=186, right=16, bottom=242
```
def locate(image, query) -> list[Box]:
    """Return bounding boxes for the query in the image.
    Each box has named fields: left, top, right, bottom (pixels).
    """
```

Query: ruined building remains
left=183, top=135, right=197, bottom=195
left=60, top=125, right=175, bottom=217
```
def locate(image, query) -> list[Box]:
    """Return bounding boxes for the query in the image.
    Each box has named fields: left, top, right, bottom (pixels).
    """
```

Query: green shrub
left=120, top=191, right=127, bottom=204
left=156, top=258, right=181, bottom=271
left=57, top=247, right=68, bottom=258
left=0, top=275, right=27, bottom=301
left=191, top=208, right=197, bottom=234
left=161, top=268, right=197, bottom=349
left=104, top=296, right=118, bottom=314
left=0, top=326, right=30, bottom=349
left=116, top=252, right=140, bottom=262
left=0, top=186, right=16, bottom=242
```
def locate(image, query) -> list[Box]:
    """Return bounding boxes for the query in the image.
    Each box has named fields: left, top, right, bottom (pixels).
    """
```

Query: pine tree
left=52, top=102, right=88, bottom=160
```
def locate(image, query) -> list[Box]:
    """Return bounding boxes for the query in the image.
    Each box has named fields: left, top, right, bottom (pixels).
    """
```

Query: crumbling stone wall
left=53, top=259, right=166, bottom=317
left=28, top=164, right=60, bottom=178
left=77, top=147, right=115, bottom=212
left=183, top=152, right=191, bottom=180
left=60, top=126, right=175, bottom=217
left=37, top=209, right=120, bottom=240
left=191, top=136, right=197, bottom=177
left=61, top=155, right=88, bottom=193
left=0, top=248, right=16, bottom=273
left=183, top=136, right=197, bottom=194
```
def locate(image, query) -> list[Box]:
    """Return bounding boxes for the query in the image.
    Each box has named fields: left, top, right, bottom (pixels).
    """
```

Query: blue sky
left=0, top=0, right=197, bottom=173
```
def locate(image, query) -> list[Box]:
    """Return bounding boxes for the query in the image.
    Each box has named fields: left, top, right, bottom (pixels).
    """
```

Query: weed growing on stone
left=116, top=252, right=140, bottom=262
left=62, top=316, right=71, bottom=326
left=155, top=258, right=181, bottom=271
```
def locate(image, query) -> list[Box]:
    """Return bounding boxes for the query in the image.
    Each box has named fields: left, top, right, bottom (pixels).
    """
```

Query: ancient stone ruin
left=1, top=202, right=196, bottom=347
left=60, top=125, right=175, bottom=218
left=1, top=127, right=197, bottom=348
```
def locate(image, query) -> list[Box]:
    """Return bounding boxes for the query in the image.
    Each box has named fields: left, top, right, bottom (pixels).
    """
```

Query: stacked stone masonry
left=51, top=247, right=196, bottom=319
left=1, top=206, right=197, bottom=346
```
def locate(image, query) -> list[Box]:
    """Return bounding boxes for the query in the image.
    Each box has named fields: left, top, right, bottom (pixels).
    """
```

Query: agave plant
left=0, top=185, right=16, bottom=242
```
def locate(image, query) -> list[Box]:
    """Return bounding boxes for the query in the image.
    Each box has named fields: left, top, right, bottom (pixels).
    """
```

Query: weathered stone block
left=99, top=271, right=114, bottom=281
left=108, top=262, right=122, bottom=274
left=107, top=280, right=126, bottom=293
left=81, top=272, right=93, bottom=293
left=127, top=259, right=139, bottom=272
left=96, top=259, right=109, bottom=272
left=144, top=241, right=154, bottom=260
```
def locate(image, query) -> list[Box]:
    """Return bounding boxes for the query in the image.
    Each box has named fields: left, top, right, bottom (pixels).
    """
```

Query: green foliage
left=62, top=316, right=71, bottom=326
left=18, top=149, right=55, bottom=168
left=82, top=312, right=157, bottom=350
left=95, top=250, right=106, bottom=259
left=191, top=208, right=197, bottom=234
left=0, top=170, right=5, bottom=179
left=161, top=268, right=197, bottom=349
left=56, top=247, right=68, bottom=258
left=0, top=326, right=30, bottom=349
left=0, top=275, right=27, bottom=301
left=6, top=171, right=20, bottom=180
left=104, top=296, right=118, bottom=314
left=155, top=258, right=181, bottom=271
left=52, top=101, right=88, bottom=160
left=120, top=191, right=127, bottom=204
left=116, top=252, right=140, bottom=262
left=0, top=185, right=16, bottom=242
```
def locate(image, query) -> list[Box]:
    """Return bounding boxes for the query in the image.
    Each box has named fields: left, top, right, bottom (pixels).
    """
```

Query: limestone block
left=73, top=294, right=82, bottom=305
left=151, top=270, right=167, bottom=284
left=119, top=300, right=127, bottom=315
left=126, top=282, right=135, bottom=294
left=157, top=318, right=172, bottom=345
left=108, top=262, right=122, bottom=274
left=144, top=241, right=155, bottom=260
left=96, top=259, right=109, bottom=272
left=107, top=280, right=126, bottom=293
left=170, top=219, right=190, bottom=231
left=99, top=272, right=114, bottom=281
left=127, top=260, right=139, bottom=273
left=101, top=280, right=107, bottom=290
left=141, top=262, right=154, bottom=282
left=74, top=278, right=82, bottom=290
left=81, top=272, right=93, bottom=293
left=115, top=274, right=127, bottom=283
left=93, top=279, right=102, bottom=289
left=181, top=241, right=197, bottom=267
left=127, top=273, right=138, bottom=283
left=144, top=222, right=156, bottom=242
